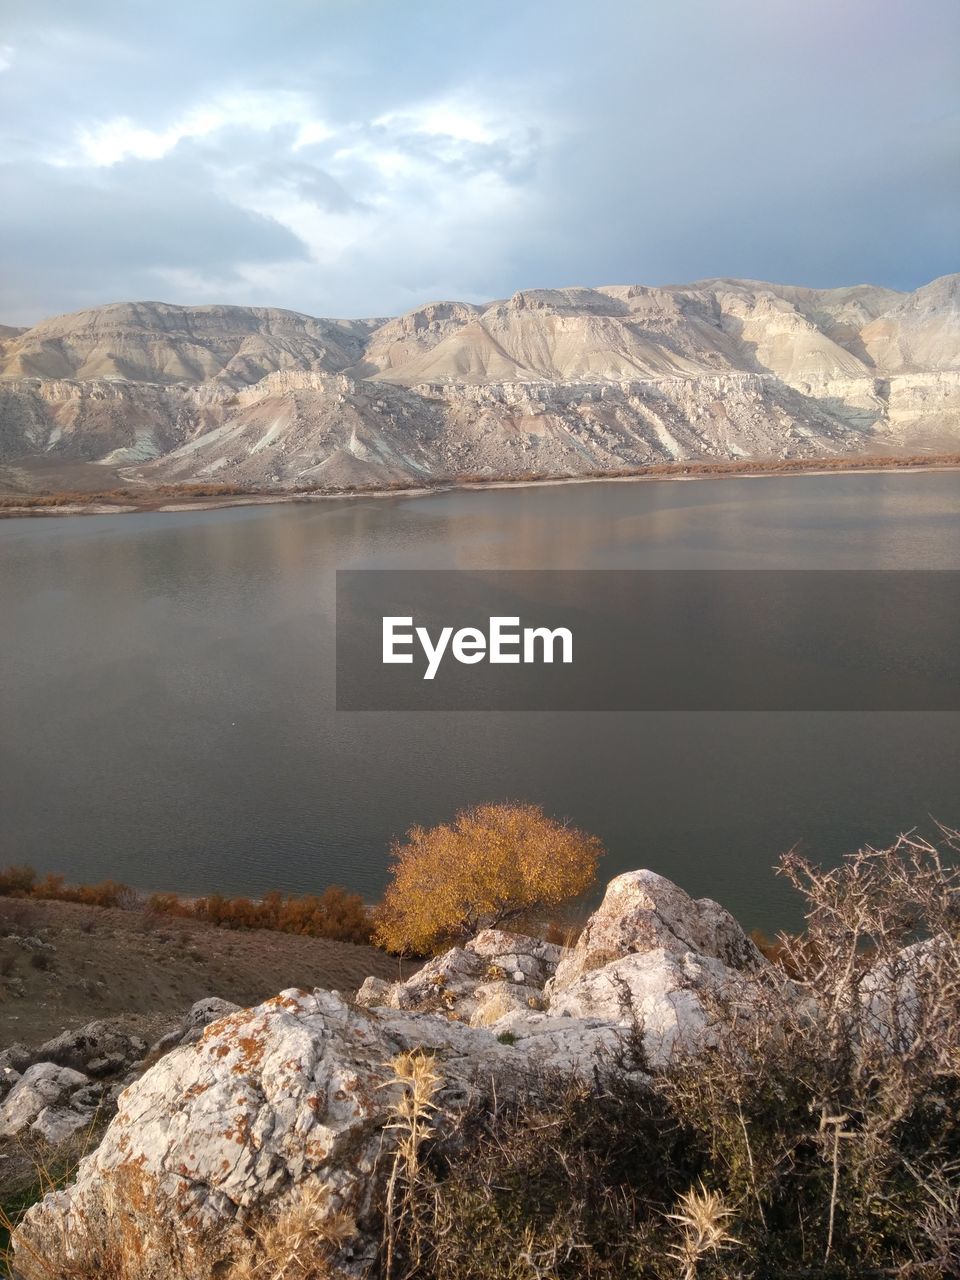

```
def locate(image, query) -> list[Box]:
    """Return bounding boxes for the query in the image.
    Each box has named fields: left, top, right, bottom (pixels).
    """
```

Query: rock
left=12, top=868, right=788, bottom=1275
left=149, top=996, right=241, bottom=1056
left=0, top=1042, right=33, bottom=1075
left=0, top=1063, right=89, bottom=1138
left=470, top=980, right=545, bottom=1027
left=358, top=930, right=561, bottom=1024
left=355, top=975, right=393, bottom=1007
left=551, top=870, right=763, bottom=990
left=37, top=1021, right=147, bottom=1075
left=546, top=871, right=768, bottom=1063
left=15, top=935, right=56, bottom=952
left=70, top=1083, right=109, bottom=1110
left=85, top=1054, right=129, bottom=1077
left=31, top=1105, right=95, bottom=1146
left=0, top=1068, right=22, bottom=1096
left=861, top=935, right=952, bottom=1049
left=17, top=989, right=521, bottom=1276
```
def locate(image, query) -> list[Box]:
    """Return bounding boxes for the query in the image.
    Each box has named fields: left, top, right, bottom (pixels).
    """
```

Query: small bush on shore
left=374, top=803, right=603, bottom=955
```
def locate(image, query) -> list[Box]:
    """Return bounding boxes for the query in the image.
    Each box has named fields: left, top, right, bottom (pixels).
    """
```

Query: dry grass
left=381, top=1050, right=442, bottom=1280
left=666, top=1183, right=739, bottom=1279
left=8, top=1167, right=357, bottom=1280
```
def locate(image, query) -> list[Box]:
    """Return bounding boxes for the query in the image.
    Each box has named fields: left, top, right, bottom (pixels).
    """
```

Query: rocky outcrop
left=17, top=869, right=773, bottom=1275
left=33, top=1019, right=147, bottom=1077
left=0, top=1020, right=152, bottom=1148
left=1, top=275, right=958, bottom=490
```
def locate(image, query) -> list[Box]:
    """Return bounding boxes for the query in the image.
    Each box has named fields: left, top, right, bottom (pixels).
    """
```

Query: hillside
left=1, top=275, right=958, bottom=493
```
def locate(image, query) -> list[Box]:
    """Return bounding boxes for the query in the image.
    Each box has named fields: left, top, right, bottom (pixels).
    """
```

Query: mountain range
left=1, top=274, right=958, bottom=492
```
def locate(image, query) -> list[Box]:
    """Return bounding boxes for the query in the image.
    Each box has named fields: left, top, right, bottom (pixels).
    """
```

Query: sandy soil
left=0, top=896, right=408, bottom=1052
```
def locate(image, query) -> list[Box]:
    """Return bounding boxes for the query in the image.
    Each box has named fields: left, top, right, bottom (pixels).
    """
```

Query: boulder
left=36, top=1021, right=147, bottom=1075
left=861, top=934, right=954, bottom=1050
left=14, top=869, right=781, bottom=1275
left=31, top=1105, right=95, bottom=1146
left=0, top=1063, right=89, bottom=1138
left=545, top=871, right=768, bottom=1062
left=550, top=870, right=763, bottom=990
left=17, top=988, right=522, bottom=1277
left=0, top=1043, right=33, bottom=1075
left=149, top=996, right=242, bottom=1056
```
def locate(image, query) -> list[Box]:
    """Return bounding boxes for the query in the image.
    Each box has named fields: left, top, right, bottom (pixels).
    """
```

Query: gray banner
left=336, top=570, right=960, bottom=711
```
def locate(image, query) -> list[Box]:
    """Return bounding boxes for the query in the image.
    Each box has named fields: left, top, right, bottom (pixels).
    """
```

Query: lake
left=1, top=471, right=959, bottom=933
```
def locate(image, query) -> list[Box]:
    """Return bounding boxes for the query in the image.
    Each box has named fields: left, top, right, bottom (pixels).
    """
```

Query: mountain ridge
left=1, top=274, right=957, bottom=491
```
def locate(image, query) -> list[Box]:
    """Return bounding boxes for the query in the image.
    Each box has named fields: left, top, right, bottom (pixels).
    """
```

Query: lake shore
left=2, top=451, right=960, bottom=518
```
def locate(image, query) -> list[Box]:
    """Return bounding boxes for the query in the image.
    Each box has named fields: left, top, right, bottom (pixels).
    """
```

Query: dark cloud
left=0, top=0, right=957, bottom=322
left=0, top=153, right=308, bottom=318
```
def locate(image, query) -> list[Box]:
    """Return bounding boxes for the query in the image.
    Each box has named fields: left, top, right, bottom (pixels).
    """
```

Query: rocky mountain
left=1, top=275, right=958, bottom=492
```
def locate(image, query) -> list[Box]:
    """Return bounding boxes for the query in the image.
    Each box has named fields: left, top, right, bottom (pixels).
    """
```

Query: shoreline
left=1, top=452, right=960, bottom=519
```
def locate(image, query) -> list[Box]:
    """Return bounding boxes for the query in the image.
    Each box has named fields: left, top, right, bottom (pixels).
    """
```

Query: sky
left=1, top=0, right=958, bottom=325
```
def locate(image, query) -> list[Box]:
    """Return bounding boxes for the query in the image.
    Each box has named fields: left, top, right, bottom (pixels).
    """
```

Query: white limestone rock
left=0, top=1063, right=89, bottom=1138
left=545, top=871, right=768, bottom=1064
left=17, top=988, right=522, bottom=1275
left=14, top=868, right=785, bottom=1275
left=31, top=1105, right=95, bottom=1146
left=357, top=929, right=561, bottom=1024
left=551, top=870, right=763, bottom=991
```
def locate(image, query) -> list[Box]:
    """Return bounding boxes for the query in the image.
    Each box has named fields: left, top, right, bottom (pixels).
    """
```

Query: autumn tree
left=374, top=802, right=603, bottom=955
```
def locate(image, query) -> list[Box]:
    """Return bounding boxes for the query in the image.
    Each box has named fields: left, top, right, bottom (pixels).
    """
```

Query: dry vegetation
left=0, top=867, right=372, bottom=945
left=373, top=803, right=603, bottom=955
left=0, top=482, right=265, bottom=510
left=379, top=832, right=960, bottom=1280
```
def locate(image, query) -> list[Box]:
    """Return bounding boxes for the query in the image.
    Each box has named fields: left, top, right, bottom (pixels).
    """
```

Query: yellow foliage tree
left=374, top=803, right=603, bottom=955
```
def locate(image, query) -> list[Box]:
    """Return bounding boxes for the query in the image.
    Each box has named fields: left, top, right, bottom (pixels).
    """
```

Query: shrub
left=374, top=803, right=604, bottom=955
left=0, top=866, right=37, bottom=896
left=147, top=885, right=373, bottom=945
left=0, top=868, right=371, bottom=945
left=30, top=875, right=130, bottom=909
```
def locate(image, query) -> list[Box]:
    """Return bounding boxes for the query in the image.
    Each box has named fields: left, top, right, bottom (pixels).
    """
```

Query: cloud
left=68, top=91, right=338, bottom=168
left=0, top=0, right=957, bottom=323
left=0, top=152, right=310, bottom=319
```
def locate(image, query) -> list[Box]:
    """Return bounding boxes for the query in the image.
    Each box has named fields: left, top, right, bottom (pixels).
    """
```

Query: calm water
left=1, top=472, right=959, bottom=932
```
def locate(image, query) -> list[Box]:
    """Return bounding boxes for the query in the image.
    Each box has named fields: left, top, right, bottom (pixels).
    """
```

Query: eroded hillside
left=1, top=276, right=957, bottom=491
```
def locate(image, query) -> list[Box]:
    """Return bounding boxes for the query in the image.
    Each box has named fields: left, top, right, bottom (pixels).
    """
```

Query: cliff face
left=1, top=276, right=957, bottom=490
